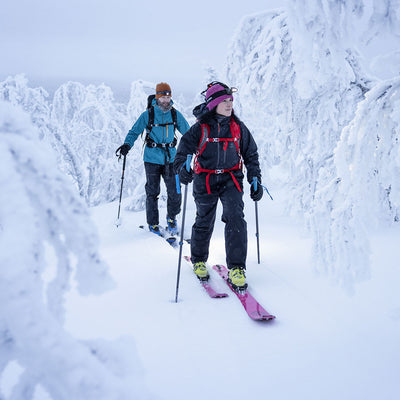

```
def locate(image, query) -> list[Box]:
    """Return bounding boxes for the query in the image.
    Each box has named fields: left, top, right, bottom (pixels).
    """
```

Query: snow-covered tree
left=0, top=76, right=137, bottom=208
left=227, top=6, right=369, bottom=204
left=0, top=74, right=51, bottom=141
left=0, top=100, right=151, bottom=399
left=126, top=79, right=155, bottom=122
left=190, top=66, right=223, bottom=110
left=226, top=0, right=400, bottom=291
left=50, top=81, right=132, bottom=206
left=313, top=77, right=400, bottom=291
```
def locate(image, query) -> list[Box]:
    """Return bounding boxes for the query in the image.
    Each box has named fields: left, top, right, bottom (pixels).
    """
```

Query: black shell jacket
left=174, top=106, right=261, bottom=186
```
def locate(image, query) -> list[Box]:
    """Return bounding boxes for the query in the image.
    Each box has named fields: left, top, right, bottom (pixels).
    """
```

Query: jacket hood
left=192, top=102, right=211, bottom=121
left=193, top=102, right=239, bottom=125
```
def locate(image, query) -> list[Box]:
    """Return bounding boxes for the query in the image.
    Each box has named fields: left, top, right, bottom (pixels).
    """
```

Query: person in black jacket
left=174, top=82, right=263, bottom=290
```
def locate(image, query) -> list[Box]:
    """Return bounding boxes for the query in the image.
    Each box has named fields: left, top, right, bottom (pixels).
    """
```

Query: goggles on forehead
left=156, top=90, right=172, bottom=96
left=201, top=81, right=238, bottom=99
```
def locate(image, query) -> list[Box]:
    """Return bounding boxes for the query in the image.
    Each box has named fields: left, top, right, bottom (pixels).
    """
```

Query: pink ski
left=212, top=264, right=275, bottom=321
left=184, top=256, right=228, bottom=298
left=200, top=280, right=228, bottom=299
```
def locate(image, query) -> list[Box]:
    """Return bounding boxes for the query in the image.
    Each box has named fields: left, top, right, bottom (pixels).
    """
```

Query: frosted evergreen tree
left=226, top=0, right=400, bottom=291
left=0, top=101, right=151, bottom=399
left=0, top=74, right=51, bottom=141
left=187, top=65, right=225, bottom=115
left=50, top=81, right=132, bottom=206
left=126, top=79, right=155, bottom=121
left=227, top=5, right=368, bottom=204
left=0, top=76, right=137, bottom=208
left=313, top=77, right=400, bottom=291
left=226, top=9, right=293, bottom=173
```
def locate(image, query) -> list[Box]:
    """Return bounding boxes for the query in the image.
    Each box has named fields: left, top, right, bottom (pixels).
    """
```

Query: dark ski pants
left=144, top=162, right=181, bottom=226
left=191, top=177, right=247, bottom=269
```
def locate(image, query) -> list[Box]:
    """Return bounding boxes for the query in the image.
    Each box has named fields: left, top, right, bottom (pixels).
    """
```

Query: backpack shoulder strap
left=229, top=118, right=241, bottom=155
left=197, top=124, right=210, bottom=156
left=171, top=107, right=178, bottom=138
left=193, top=124, right=209, bottom=174
left=142, top=106, right=154, bottom=143
left=144, top=105, right=178, bottom=143
left=146, top=106, right=155, bottom=133
left=230, top=118, right=241, bottom=139
left=171, top=107, right=177, bottom=127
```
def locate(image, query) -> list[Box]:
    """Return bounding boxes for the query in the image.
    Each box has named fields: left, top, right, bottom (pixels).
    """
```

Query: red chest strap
left=194, top=119, right=243, bottom=194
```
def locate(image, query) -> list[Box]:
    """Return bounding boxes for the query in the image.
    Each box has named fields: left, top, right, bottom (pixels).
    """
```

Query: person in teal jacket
left=116, top=82, right=190, bottom=236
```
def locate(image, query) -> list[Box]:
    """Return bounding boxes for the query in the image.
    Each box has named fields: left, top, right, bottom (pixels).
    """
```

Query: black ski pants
left=144, top=162, right=181, bottom=226
left=191, top=174, right=247, bottom=269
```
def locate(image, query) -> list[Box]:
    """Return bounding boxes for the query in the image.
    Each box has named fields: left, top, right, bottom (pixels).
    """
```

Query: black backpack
left=143, top=95, right=179, bottom=164
left=145, top=94, right=178, bottom=139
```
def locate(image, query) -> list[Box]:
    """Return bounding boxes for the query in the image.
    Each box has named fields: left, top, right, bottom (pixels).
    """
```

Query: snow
left=0, top=101, right=149, bottom=399
left=1, top=1, right=400, bottom=399
left=64, top=194, right=400, bottom=400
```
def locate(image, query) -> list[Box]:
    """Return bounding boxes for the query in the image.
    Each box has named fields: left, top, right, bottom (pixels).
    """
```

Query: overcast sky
left=1, top=0, right=282, bottom=101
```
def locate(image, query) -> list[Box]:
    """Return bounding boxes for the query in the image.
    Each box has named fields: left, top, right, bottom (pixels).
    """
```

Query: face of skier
left=216, top=98, right=233, bottom=117
left=157, top=95, right=172, bottom=111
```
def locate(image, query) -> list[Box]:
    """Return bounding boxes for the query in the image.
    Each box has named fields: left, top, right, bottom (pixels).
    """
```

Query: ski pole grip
left=252, top=177, right=258, bottom=191
left=176, top=155, right=192, bottom=194
left=185, top=155, right=192, bottom=172
left=176, top=174, right=181, bottom=194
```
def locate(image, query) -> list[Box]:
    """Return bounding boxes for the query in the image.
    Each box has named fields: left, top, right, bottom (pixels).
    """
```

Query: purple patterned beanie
left=205, top=84, right=233, bottom=111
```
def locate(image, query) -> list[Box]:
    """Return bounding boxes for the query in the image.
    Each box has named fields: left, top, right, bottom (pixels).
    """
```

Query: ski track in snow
left=65, top=194, right=400, bottom=400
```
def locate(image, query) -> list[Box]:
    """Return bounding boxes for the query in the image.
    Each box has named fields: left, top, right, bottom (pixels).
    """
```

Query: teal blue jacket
left=124, top=99, right=190, bottom=165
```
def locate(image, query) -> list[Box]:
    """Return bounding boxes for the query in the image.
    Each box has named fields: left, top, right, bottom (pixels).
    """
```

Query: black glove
left=250, top=178, right=263, bottom=201
left=116, top=143, right=131, bottom=157
left=179, top=166, right=194, bottom=185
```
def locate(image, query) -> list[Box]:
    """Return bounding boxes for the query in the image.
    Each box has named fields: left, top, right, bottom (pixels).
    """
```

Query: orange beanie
left=155, top=82, right=172, bottom=99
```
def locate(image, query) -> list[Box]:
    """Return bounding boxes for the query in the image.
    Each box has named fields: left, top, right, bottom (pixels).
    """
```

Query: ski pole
left=252, top=177, right=261, bottom=264
left=175, top=155, right=192, bottom=303
left=115, top=153, right=126, bottom=227
left=252, top=178, right=273, bottom=264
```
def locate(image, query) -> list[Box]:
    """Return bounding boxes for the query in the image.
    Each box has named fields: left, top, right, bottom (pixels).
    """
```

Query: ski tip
left=166, top=237, right=178, bottom=248
left=248, top=311, right=276, bottom=321
left=254, top=315, right=276, bottom=321
left=213, top=293, right=229, bottom=298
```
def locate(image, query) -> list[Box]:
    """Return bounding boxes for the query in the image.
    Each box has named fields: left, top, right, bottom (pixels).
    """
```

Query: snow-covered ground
left=2, top=2, right=400, bottom=398
left=65, top=191, right=400, bottom=400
